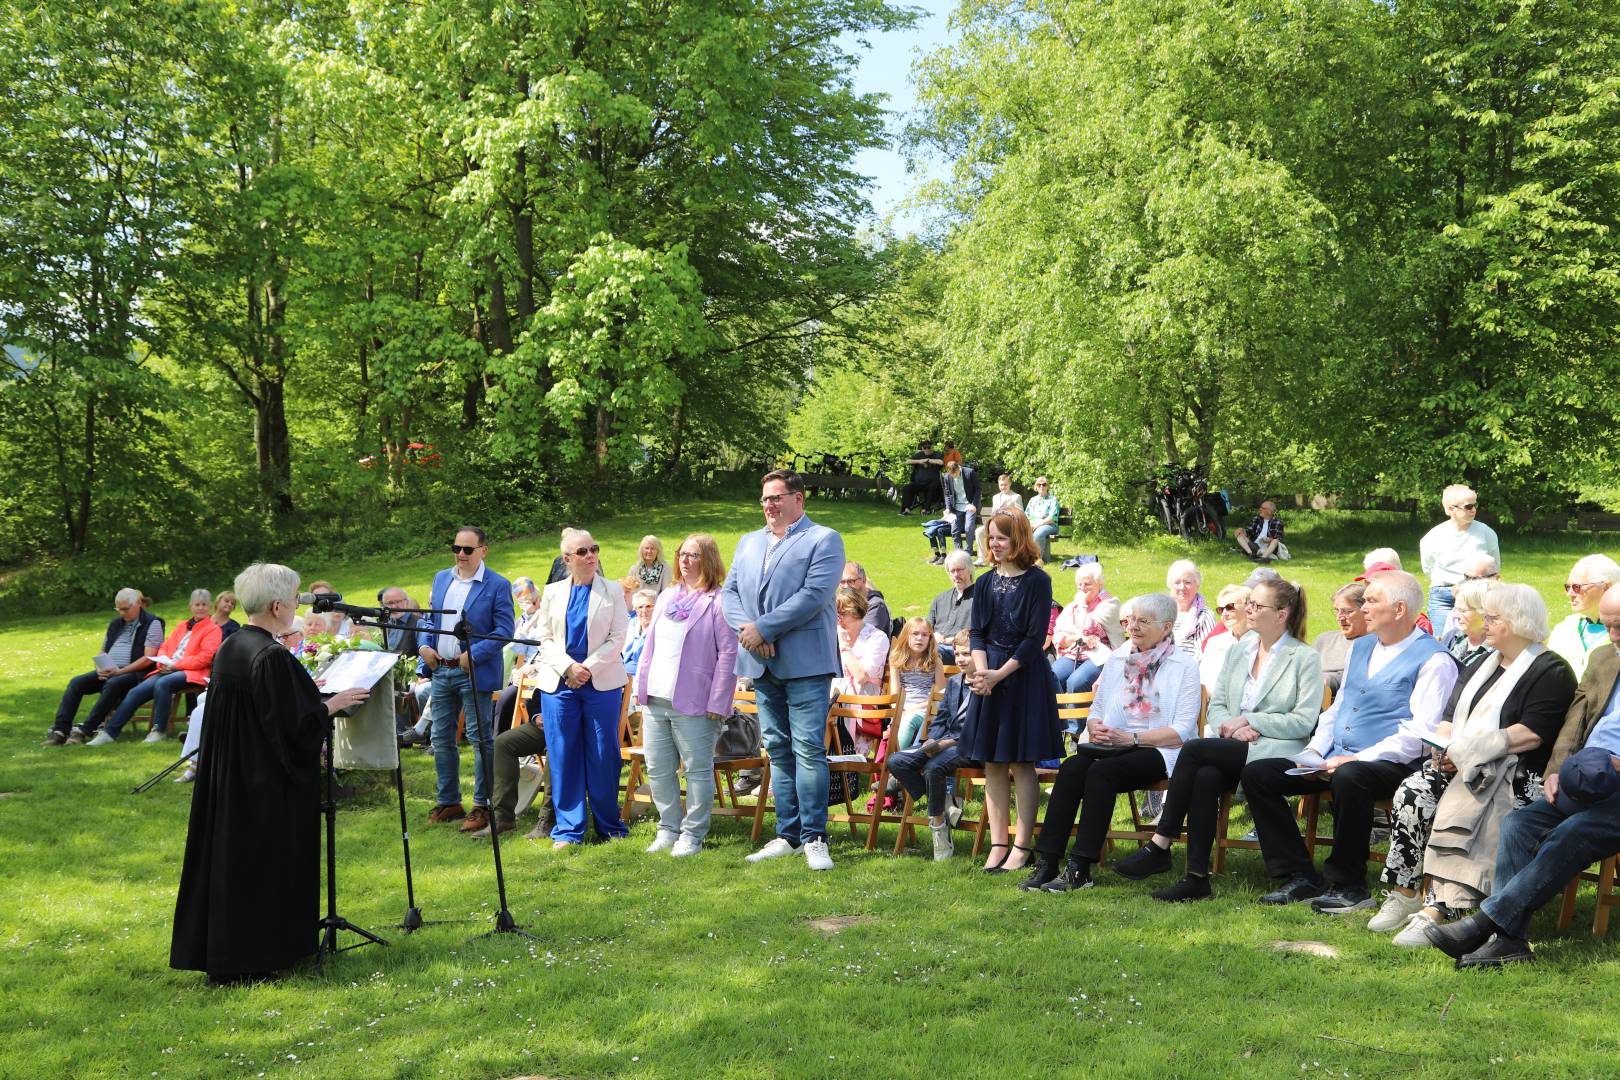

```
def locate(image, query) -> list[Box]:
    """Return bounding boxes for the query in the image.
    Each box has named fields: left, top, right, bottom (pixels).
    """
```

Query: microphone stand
left=131, top=747, right=199, bottom=793
left=316, top=705, right=388, bottom=963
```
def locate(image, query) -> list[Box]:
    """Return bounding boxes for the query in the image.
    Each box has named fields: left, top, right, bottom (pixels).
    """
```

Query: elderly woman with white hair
left=1419, top=483, right=1500, bottom=636
left=170, top=563, right=369, bottom=984
left=1197, top=583, right=1251, bottom=693
left=1367, top=582, right=1577, bottom=945
left=1547, top=554, right=1620, bottom=680
left=1050, top=563, right=1122, bottom=695
left=93, top=588, right=225, bottom=744
left=1166, top=560, right=1216, bottom=657
left=1439, top=578, right=1494, bottom=669
left=1021, top=592, right=1201, bottom=892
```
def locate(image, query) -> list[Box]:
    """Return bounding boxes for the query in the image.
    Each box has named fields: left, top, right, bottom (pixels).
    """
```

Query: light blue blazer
left=721, top=515, right=845, bottom=681
left=1206, top=632, right=1324, bottom=763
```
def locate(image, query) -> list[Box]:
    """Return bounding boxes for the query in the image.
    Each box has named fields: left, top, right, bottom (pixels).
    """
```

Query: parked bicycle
left=1145, top=464, right=1227, bottom=542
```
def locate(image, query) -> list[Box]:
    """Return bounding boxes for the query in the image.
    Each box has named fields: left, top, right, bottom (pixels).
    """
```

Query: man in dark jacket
left=1237, top=500, right=1286, bottom=562
left=941, top=459, right=983, bottom=561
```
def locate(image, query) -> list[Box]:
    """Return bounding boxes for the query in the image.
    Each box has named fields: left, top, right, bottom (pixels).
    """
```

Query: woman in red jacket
left=91, top=589, right=224, bottom=744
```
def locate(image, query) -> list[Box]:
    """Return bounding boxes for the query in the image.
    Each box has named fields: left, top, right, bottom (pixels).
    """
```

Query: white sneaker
left=645, top=831, right=677, bottom=854
left=746, top=837, right=800, bottom=863
left=803, top=838, right=834, bottom=871
left=1367, top=889, right=1424, bottom=932
left=174, top=767, right=197, bottom=784
left=143, top=730, right=166, bottom=744
left=930, top=822, right=954, bottom=861
left=1392, top=910, right=1440, bottom=947
left=87, top=731, right=116, bottom=746
left=670, top=836, right=703, bottom=857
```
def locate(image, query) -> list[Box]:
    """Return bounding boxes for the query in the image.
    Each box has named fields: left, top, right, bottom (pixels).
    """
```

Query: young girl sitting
left=889, top=617, right=947, bottom=753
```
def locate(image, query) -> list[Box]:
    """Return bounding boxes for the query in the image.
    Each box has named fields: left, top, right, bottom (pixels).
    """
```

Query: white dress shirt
left=1306, top=627, right=1458, bottom=763
left=437, top=562, right=486, bottom=659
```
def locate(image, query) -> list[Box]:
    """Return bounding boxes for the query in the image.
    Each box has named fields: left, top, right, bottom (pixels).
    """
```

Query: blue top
left=1335, top=631, right=1445, bottom=756
left=1583, top=676, right=1620, bottom=757
left=565, top=584, right=591, bottom=663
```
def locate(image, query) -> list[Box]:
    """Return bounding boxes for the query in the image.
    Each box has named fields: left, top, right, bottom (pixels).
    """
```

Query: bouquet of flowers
left=299, top=632, right=417, bottom=686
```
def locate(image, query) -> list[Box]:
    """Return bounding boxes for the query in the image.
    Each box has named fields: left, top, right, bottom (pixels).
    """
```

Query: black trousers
left=1155, top=737, right=1249, bottom=877
left=900, top=478, right=937, bottom=512
left=1035, top=746, right=1166, bottom=862
left=1240, top=755, right=1417, bottom=887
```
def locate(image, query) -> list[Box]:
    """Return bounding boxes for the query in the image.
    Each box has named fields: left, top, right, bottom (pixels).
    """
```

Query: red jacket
left=145, top=616, right=223, bottom=683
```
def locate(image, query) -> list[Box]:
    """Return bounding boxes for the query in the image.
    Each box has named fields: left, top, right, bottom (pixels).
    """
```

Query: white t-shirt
left=643, top=616, right=693, bottom=704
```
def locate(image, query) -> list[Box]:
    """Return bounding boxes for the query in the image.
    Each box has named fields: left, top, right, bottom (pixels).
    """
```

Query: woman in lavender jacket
left=636, top=533, right=740, bottom=856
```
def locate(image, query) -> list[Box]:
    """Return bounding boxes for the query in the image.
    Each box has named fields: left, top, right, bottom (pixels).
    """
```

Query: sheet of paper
left=315, top=650, right=401, bottom=694
left=93, top=652, right=115, bottom=672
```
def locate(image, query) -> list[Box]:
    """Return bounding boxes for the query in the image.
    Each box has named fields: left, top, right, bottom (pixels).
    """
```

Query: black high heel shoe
left=981, top=843, right=1011, bottom=874
left=1002, top=843, right=1037, bottom=873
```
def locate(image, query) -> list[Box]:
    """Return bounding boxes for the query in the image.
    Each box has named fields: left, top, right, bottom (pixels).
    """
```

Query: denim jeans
left=887, top=745, right=967, bottom=817
left=951, top=510, right=979, bottom=556
left=54, top=671, right=141, bottom=736
left=1482, top=792, right=1620, bottom=938
left=430, top=665, right=493, bottom=808
left=755, top=671, right=833, bottom=846
left=104, top=671, right=196, bottom=736
left=1049, top=656, right=1102, bottom=700
left=1427, top=585, right=1454, bottom=639
left=643, top=700, right=719, bottom=842
left=1033, top=523, right=1060, bottom=563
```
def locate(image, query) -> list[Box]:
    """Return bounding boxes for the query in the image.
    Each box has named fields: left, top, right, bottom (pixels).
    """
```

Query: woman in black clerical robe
left=170, top=563, right=368, bottom=984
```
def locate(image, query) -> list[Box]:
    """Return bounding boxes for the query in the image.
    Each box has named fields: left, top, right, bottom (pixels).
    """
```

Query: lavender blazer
left=634, top=585, right=739, bottom=717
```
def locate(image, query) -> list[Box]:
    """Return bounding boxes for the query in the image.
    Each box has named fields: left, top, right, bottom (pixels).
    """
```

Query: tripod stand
left=316, top=707, right=388, bottom=962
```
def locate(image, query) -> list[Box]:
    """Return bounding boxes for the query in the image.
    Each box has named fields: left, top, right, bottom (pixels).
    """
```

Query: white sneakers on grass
left=87, top=731, right=116, bottom=746
left=931, top=822, right=954, bottom=861
left=143, top=730, right=166, bottom=744
left=645, top=831, right=677, bottom=854
left=1367, top=889, right=1424, bottom=932
left=745, top=836, right=834, bottom=869
left=670, top=836, right=702, bottom=858
left=1392, top=911, right=1440, bottom=947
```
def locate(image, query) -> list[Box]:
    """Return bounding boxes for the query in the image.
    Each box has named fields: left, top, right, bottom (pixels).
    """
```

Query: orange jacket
left=146, top=616, right=223, bottom=683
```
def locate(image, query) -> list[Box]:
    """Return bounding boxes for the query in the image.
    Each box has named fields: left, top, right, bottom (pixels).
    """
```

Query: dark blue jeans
left=104, top=671, right=196, bottom=736
left=755, top=671, right=833, bottom=846
left=54, top=671, right=141, bottom=736
left=887, top=745, right=967, bottom=818
left=1482, top=793, right=1620, bottom=939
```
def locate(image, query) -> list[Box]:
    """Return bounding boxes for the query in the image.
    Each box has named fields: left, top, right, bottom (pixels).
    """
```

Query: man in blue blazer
left=417, top=526, right=514, bottom=831
left=723, top=470, right=845, bottom=870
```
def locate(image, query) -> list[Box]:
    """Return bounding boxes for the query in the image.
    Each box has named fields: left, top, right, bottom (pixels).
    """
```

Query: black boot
left=1423, top=912, right=1498, bottom=960
left=1042, top=857, right=1094, bottom=893
left=1019, top=855, right=1061, bottom=891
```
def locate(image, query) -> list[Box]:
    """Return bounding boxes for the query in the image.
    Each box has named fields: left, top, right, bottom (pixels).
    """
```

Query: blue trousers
left=1427, top=585, right=1454, bottom=640
left=1483, top=792, right=1620, bottom=939
left=951, top=510, right=979, bottom=556
left=104, top=671, right=196, bottom=736
left=53, top=671, right=141, bottom=736
left=756, top=671, right=833, bottom=845
left=541, top=684, right=627, bottom=843
left=887, top=745, right=967, bottom=817
left=431, top=666, right=492, bottom=809
left=1033, top=523, right=1060, bottom=563
left=1050, top=656, right=1102, bottom=700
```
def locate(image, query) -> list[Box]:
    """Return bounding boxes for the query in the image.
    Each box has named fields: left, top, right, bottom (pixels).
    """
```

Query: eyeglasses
left=449, top=543, right=481, bottom=554
left=760, top=493, right=795, bottom=506
left=1565, top=581, right=1604, bottom=593
left=1244, top=600, right=1278, bottom=612
left=1332, top=607, right=1359, bottom=618
left=1481, top=613, right=1504, bottom=625
left=570, top=544, right=600, bottom=557
left=677, top=551, right=702, bottom=561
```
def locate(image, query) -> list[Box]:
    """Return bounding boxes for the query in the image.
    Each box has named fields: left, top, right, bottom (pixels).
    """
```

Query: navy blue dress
left=961, top=567, right=1062, bottom=763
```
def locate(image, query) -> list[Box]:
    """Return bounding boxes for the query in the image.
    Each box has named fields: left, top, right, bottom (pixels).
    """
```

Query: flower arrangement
left=299, top=632, right=418, bottom=686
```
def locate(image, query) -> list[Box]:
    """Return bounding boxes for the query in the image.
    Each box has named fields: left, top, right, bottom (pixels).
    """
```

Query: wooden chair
left=1557, top=855, right=1620, bottom=938
left=1214, top=683, right=1334, bottom=873
left=131, top=682, right=209, bottom=736
left=825, top=691, right=901, bottom=849
left=891, top=687, right=947, bottom=854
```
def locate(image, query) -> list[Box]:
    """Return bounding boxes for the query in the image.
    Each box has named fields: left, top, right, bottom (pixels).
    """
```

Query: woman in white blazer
left=535, top=530, right=629, bottom=848
left=1112, top=578, right=1322, bottom=901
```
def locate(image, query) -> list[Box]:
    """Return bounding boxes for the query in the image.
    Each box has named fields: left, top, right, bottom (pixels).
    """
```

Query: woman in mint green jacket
left=1110, top=579, right=1323, bottom=901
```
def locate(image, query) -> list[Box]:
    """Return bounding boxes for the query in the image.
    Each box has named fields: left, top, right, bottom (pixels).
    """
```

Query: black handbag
left=713, top=710, right=761, bottom=761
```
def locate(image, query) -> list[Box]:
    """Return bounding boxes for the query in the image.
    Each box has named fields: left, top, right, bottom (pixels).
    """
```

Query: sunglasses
left=1217, top=603, right=1239, bottom=613
left=570, top=544, right=601, bottom=557
left=1565, top=581, right=1603, bottom=593
left=449, top=543, right=481, bottom=554
left=1454, top=502, right=1478, bottom=511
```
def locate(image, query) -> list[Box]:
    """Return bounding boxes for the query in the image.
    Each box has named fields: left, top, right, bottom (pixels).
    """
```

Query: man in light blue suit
left=417, top=526, right=514, bottom=831
left=723, top=470, right=845, bottom=870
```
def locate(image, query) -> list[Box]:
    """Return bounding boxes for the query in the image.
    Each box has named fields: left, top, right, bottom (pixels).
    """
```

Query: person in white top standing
left=1419, top=484, right=1500, bottom=637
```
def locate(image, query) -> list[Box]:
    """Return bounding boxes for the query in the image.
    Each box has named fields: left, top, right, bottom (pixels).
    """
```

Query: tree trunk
left=594, top=403, right=611, bottom=480
left=668, top=398, right=684, bottom=470
left=254, top=373, right=293, bottom=516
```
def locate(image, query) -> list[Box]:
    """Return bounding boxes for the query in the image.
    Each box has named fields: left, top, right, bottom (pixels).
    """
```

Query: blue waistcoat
left=1334, top=632, right=1446, bottom=755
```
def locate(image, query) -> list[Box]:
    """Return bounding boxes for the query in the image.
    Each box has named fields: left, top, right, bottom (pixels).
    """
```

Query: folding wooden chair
left=1214, top=683, right=1334, bottom=872
left=131, top=682, right=209, bottom=736
left=891, top=688, right=945, bottom=854
left=825, top=691, right=900, bottom=849
left=1557, top=854, right=1620, bottom=938
left=711, top=688, right=773, bottom=844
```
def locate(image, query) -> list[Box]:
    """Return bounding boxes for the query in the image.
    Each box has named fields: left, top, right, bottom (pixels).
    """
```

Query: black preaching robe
left=170, top=624, right=327, bottom=978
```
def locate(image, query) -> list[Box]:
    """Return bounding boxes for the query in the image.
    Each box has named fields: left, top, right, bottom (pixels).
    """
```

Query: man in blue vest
left=1242, top=570, right=1459, bottom=911
left=46, top=588, right=164, bottom=745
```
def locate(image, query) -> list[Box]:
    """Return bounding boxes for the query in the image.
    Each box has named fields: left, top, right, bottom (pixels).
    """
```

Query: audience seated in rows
left=1359, top=552, right=1435, bottom=636
left=44, top=588, right=163, bottom=746
left=1368, top=583, right=1575, bottom=945
left=1547, top=554, right=1620, bottom=680
left=92, top=589, right=224, bottom=744
left=832, top=586, right=890, bottom=761
left=1049, top=562, right=1120, bottom=695
left=622, top=589, right=658, bottom=677
left=211, top=591, right=240, bottom=639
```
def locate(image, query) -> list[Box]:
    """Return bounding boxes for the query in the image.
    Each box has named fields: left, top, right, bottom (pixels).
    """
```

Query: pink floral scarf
left=1120, top=636, right=1175, bottom=725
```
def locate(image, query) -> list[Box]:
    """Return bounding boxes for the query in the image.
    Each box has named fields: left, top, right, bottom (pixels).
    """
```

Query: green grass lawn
left=2, top=496, right=1618, bottom=1078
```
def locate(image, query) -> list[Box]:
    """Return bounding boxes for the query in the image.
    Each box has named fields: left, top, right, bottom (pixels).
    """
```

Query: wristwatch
left=1131, top=732, right=1140, bottom=748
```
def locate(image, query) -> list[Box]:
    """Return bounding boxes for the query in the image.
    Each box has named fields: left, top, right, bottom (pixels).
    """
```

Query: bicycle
left=1145, top=464, right=1227, bottom=542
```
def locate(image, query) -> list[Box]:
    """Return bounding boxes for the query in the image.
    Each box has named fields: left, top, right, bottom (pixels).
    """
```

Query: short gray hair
left=943, top=549, right=973, bottom=572
left=1486, top=582, right=1549, bottom=642
left=1128, top=592, right=1177, bottom=629
left=1364, top=547, right=1402, bottom=571
left=189, top=588, right=212, bottom=606
left=1074, top=562, right=1104, bottom=586
left=234, top=563, right=301, bottom=617
left=115, top=587, right=141, bottom=606
left=1570, top=554, right=1620, bottom=586
left=631, top=588, right=659, bottom=609
left=844, top=561, right=868, bottom=583
left=1367, top=570, right=1423, bottom=618
left=1166, top=559, right=1201, bottom=587
left=559, top=528, right=592, bottom=556
left=1452, top=578, right=1492, bottom=616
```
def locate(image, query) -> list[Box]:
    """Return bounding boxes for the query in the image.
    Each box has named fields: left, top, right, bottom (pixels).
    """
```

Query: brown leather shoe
left=427, top=802, right=466, bottom=824
left=458, top=806, right=491, bottom=832
left=43, top=730, right=67, bottom=747
left=65, top=728, right=87, bottom=745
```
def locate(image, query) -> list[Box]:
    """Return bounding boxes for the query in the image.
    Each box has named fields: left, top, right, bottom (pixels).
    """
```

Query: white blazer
left=534, top=574, right=628, bottom=693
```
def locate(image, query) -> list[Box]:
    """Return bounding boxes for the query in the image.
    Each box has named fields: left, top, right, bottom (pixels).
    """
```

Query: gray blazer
left=1206, top=632, right=1324, bottom=762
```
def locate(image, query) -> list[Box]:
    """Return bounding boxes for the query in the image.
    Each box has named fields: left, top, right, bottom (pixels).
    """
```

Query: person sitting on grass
left=91, top=589, right=223, bottom=744
left=1241, top=570, right=1459, bottom=913
left=889, top=617, right=947, bottom=753
left=1021, top=592, right=1201, bottom=893
left=1368, top=583, right=1575, bottom=947
left=1050, top=562, right=1121, bottom=695
left=44, top=587, right=163, bottom=746
left=1235, top=500, right=1287, bottom=562
left=1112, top=579, right=1322, bottom=902
left=887, top=631, right=977, bottom=861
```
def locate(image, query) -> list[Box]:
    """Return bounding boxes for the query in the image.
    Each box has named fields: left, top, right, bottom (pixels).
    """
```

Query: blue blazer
left=419, top=564, right=515, bottom=692
left=722, top=515, right=844, bottom=681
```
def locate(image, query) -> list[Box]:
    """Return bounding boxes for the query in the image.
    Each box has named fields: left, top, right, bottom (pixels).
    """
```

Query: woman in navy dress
left=962, top=507, right=1062, bottom=872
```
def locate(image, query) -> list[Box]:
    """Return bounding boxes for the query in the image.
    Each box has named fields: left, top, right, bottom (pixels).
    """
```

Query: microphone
left=297, top=592, right=388, bottom=618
